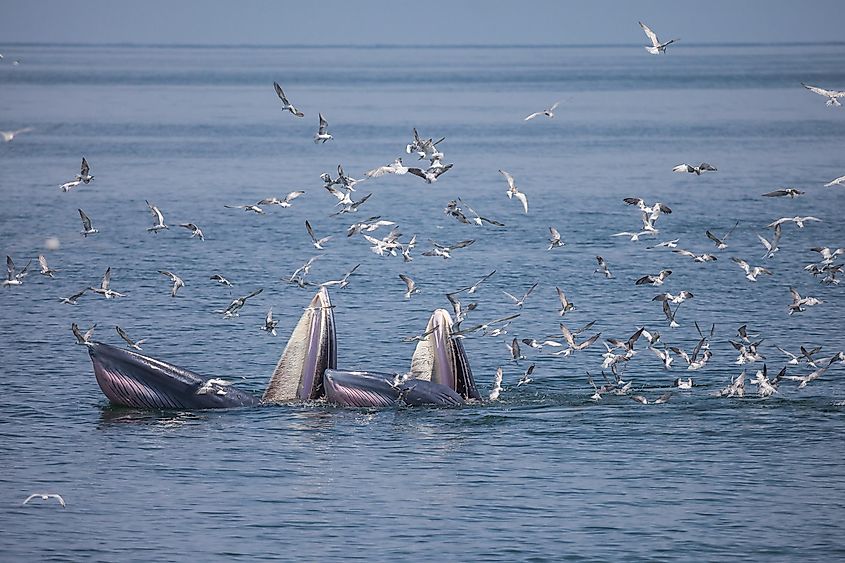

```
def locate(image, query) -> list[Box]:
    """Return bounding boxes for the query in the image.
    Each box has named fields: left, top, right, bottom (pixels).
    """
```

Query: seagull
left=78, top=208, right=99, bottom=237
left=517, top=364, right=535, bottom=386
left=288, top=256, right=320, bottom=284
left=648, top=238, right=680, bottom=249
left=460, top=269, right=497, bottom=295
left=89, top=267, right=124, bottom=299
left=524, top=101, right=561, bottom=120
left=801, top=82, right=845, bottom=107
left=555, top=286, right=574, bottom=316
left=650, top=346, right=674, bottom=370
left=3, top=255, right=29, bottom=287
left=324, top=184, right=354, bottom=207
left=788, top=287, right=823, bottom=315
left=705, top=220, right=739, bottom=250
left=547, top=227, right=564, bottom=250
left=398, top=274, right=420, bottom=299
left=178, top=223, right=204, bottom=240
left=116, top=325, right=146, bottom=350
left=502, top=281, right=539, bottom=308
left=407, top=163, right=453, bottom=184
left=218, top=288, right=263, bottom=318
left=305, top=220, right=332, bottom=250
left=630, top=392, right=673, bottom=405
left=674, top=377, right=694, bottom=389
left=453, top=313, right=520, bottom=338
left=612, top=231, right=655, bottom=242
left=331, top=192, right=372, bottom=216
left=320, top=263, right=360, bottom=289
left=366, top=158, right=408, bottom=178
left=672, top=249, right=717, bottom=263
left=594, top=256, right=613, bottom=278
left=59, top=287, right=88, bottom=305
left=346, top=217, right=395, bottom=237
left=652, top=291, right=693, bottom=305
left=422, top=239, right=475, bottom=259
left=60, top=179, right=82, bottom=192
left=261, top=308, right=279, bottom=336
left=210, top=274, right=233, bottom=287
left=731, top=257, right=772, bottom=282
left=257, top=190, right=305, bottom=208
left=768, top=216, right=822, bottom=229
left=499, top=169, right=529, bottom=213
left=623, top=198, right=673, bottom=218
left=506, top=337, right=525, bottom=361
left=823, top=175, right=845, bottom=187
left=489, top=367, right=503, bottom=401
left=749, top=365, right=780, bottom=398
left=363, top=233, right=401, bottom=257
left=716, top=372, right=746, bottom=398
left=224, top=204, right=265, bottom=214
left=558, top=323, right=601, bottom=353
left=661, top=300, right=680, bottom=329
left=401, top=235, right=416, bottom=262
left=159, top=270, right=184, bottom=297
left=71, top=322, right=96, bottom=346
left=0, top=127, right=33, bottom=142
left=273, top=81, right=304, bottom=117
left=22, top=493, right=66, bottom=508
left=810, top=246, right=845, bottom=264
left=784, top=357, right=836, bottom=389
left=406, top=128, right=446, bottom=160
left=639, top=21, right=678, bottom=54
left=730, top=339, right=765, bottom=365
left=76, top=157, right=94, bottom=183
left=445, top=292, right=477, bottom=325
left=758, top=224, right=782, bottom=258
left=314, top=113, right=333, bottom=143
left=635, top=269, right=672, bottom=286
left=460, top=199, right=505, bottom=227
left=145, top=200, right=168, bottom=232
left=37, top=255, right=56, bottom=278
left=762, top=188, right=804, bottom=198
left=335, top=164, right=364, bottom=192
left=587, top=373, right=603, bottom=401
left=673, top=162, right=717, bottom=175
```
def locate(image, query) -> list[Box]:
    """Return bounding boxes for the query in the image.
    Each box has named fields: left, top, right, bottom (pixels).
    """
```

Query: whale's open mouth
left=324, top=308, right=479, bottom=407
left=262, top=287, right=337, bottom=403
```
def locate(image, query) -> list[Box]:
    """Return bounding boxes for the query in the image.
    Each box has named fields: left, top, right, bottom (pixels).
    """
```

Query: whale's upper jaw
left=262, top=287, right=337, bottom=403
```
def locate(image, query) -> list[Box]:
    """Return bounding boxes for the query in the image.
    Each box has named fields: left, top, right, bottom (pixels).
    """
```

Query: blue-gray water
left=1, top=43, right=845, bottom=561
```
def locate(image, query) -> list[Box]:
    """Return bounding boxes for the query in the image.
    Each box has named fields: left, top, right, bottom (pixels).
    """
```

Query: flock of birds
left=4, top=23, right=845, bottom=508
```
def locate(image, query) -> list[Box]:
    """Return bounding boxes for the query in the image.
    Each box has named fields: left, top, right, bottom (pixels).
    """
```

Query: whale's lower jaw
left=89, top=343, right=260, bottom=410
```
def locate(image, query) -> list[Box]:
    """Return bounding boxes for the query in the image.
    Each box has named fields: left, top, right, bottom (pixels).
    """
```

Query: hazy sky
left=1, top=0, right=842, bottom=46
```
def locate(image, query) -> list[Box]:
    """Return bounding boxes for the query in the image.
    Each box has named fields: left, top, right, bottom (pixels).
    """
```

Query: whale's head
left=262, top=287, right=337, bottom=403
left=409, top=308, right=480, bottom=400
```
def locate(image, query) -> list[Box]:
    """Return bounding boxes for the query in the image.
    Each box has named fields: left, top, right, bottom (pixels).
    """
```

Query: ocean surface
left=1, top=42, right=844, bottom=561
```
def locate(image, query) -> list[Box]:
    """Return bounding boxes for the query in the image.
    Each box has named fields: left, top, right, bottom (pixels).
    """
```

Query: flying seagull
left=261, top=308, right=279, bottom=336
left=407, top=163, right=453, bottom=184
left=673, top=162, right=717, bottom=175
left=635, top=269, right=672, bottom=286
left=705, top=220, right=739, bottom=250
left=76, top=157, right=94, bottom=183
left=548, top=227, right=564, bottom=250
left=524, top=101, right=561, bottom=121
left=762, top=188, right=804, bottom=198
left=89, top=267, right=125, bottom=299
left=145, top=200, right=168, bottom=233
left=218, top=288, right=263, bottom=318
left=731, top=257, right=772, bottom=282
left=502, top=281, right=539, bottom=308
left=179, top=223, right=204, bottom=240
left=159, top=270, right=185, bottom=297
left=801, top=82, right=845, bottom=107
left=71, top=322, right=96, bottom=346
left=210, top=274, right=233, bottom=287
left=305, top=220, right=332, bottom=250
left=37, top=255, right=57, bottom=277
left=78, top=208, right=98, bottom=237
left=499, top=169, right=529, bottom=213
left=595, top=256, right=613, bottom=278
left=258, top=191, right=305, bottom=208
left=273, top=82, right=304, bottom=117
left=3, top=255, right=29, bottom=287
left=116, top=325, right=146, bottom=350
left=398, top=274, right=420, bottom=299
left=0, top=127, right=33, bottom=142
left=59, top=287, right=88, bottom=305
left=314, top=113, right=333, bottom=143
left=22, top=493, right=66, bottom=508
left=639, top=21, right=678, bottom=54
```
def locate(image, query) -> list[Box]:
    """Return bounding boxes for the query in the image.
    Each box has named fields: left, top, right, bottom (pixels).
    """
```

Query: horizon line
left=2, top=40, right=845, bottom=50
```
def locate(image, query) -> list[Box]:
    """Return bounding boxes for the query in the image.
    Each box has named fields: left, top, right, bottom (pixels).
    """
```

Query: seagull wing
left=305, top=220, right=318, bottom=244
left=513, top=191, right=529, bottom=213
left=639, top=22, right=660, bottom=47
left=524, top=112, right=543, bottom=121
left=498, top=169, right=516, bottom=190
left=78, top=208, right=92, bottom=230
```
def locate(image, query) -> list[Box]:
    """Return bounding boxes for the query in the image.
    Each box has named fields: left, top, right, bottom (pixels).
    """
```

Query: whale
left=86, top=289, right=477, bottom=409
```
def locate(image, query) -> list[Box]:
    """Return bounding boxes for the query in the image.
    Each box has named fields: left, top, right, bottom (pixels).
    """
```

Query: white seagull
left=78, top=208, right=99, bottom=237
left=22, top=493, right=66, bottom=508
left=159, top=270, right=184, bottom=297
left=314, top=113, right=333, bottom=143
left=0, top=127, right=33, bottom=142
left=273, top=82, right=304, bottom=117
left=639, top=21, right=679, bottom=54
left=145, top=200, right=168, bottom=233
left=524, top=101, right=561, bottom=121
left=801, top=82, right=845, bottom=107
left=499, top=169, right=529, bottom=213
